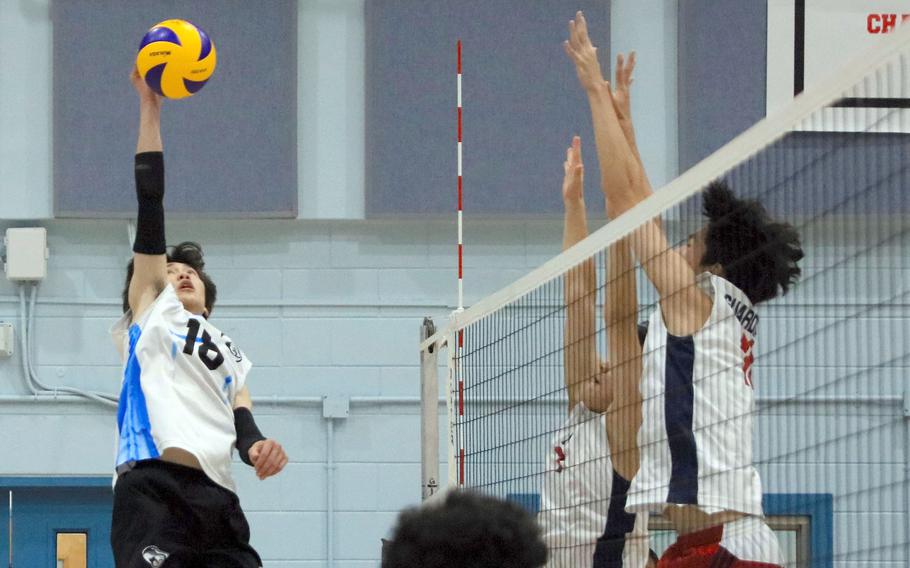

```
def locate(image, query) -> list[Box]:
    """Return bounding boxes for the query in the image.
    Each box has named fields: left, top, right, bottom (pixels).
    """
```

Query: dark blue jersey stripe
left=664, top=334, right=698, bottom=504
left=593, top=470, right=637, bottom=567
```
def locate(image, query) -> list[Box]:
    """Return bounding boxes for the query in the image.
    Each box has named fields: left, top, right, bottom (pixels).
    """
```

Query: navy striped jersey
left=627, top=274, right=764, bottom=516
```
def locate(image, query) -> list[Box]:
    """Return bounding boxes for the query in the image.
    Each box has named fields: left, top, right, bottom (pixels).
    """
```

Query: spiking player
left=565, top=12, right=803, bottom=567
left=538, top=46, right=653, bottom=567
left=109, top=68, right=288, bottom=567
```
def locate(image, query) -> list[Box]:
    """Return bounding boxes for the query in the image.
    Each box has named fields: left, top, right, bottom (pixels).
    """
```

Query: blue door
left=0, top=479, right=114, bottom=568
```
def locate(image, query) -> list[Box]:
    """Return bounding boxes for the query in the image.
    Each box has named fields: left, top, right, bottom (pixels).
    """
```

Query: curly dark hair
left=701, top=181, right=803, bottom=304
left=382, top=490, right=547, bottom=568
left=121, top=241, right=217, bottom=317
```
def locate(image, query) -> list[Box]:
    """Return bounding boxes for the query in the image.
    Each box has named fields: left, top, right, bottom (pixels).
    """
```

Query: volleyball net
left=420, top=25, right=910, bottom=567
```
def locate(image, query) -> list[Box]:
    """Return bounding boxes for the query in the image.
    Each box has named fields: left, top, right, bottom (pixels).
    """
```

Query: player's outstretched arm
left=564, top=12, right=643, bottom=216
left=128, top=67, right=167, bottom=320
left=565, top=16, right=711, bottom=336
left=561, top=137, right=600, bottom=412
left=234, top=386, right=288, bottom=480
left=604, top=237, right=641, bottom=480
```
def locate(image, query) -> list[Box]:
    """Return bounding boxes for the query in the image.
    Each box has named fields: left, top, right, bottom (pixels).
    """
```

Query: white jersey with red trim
left=110, top=284, right=251, bottom=493
left=626, top=274, right=764, bottom=516
left=539, top=403, right=649, bottom=567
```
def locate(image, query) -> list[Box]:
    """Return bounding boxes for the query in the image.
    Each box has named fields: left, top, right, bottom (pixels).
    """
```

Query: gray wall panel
left=677, top=0, right=767, bottom=171
left=53, top=1, right=297, bottom=218
left=365, top=0, right=610, bottom=217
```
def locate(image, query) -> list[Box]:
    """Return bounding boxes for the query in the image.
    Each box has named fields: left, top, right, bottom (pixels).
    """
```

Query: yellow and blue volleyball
left=136, top=19, right=216, bottom=99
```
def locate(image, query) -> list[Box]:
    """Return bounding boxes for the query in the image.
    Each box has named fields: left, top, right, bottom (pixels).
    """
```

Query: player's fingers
left=563, top=41, right=579, bottom=63
left=627, top=51, right=637, bottom=77
left=567, top=20, right=579, bottom=51
left=576, top=11, right=591, bottom=46
left=573, top=135, right=582, bottom=160
left=622, top=57, right=634, bottom=87
left=254, top=442, right=277, bottom=474
left=248, top=442, right=262, bottom=464
left=260, top=446, right=285, bottom=478
left=616, top=53, right=624, bottom=82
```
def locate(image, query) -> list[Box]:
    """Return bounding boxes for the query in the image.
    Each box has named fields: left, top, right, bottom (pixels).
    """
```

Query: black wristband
left=133, top=152, right=166, bottom=255
left=234, top=407, right=266, bottom=466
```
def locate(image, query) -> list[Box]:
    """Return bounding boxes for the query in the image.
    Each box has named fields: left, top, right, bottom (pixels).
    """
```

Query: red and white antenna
left=456, top=39, right=464, bottom=315
left=455, top=39, right=466, bottom=486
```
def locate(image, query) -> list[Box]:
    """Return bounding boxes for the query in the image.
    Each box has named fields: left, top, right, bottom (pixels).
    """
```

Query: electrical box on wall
left=4, top=227, right=48, bottom=281
left=0, top=323, right=13, bottom=358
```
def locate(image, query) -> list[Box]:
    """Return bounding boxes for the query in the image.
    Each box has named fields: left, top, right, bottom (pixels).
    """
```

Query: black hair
left=648, top=549, right=660, bottom=564
left=382, top=490, right=547, bottom=568
left=121, top=241, right=217, bottom=317
left=700, top=181, right=803, bottom=304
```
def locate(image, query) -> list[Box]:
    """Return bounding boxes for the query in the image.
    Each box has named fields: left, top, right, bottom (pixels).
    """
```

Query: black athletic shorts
left=111, top=460, right=262, bottom=568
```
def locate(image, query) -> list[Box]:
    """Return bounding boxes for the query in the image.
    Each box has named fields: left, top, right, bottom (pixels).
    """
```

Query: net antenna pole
left=419, top=318, right=440, bottom=501
left=456, top=39, right=464, bottom=314
left=453, top=40, right=466, bottom=488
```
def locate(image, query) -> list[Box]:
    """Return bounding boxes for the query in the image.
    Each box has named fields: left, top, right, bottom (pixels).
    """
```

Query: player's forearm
left=606, top=355, right=642, bottom=480
left=128, top=137, right=168, bottom=315
left=563, top=196, right=595, bottom=305
left=619, top=119, right=645, bottom=173
left=604, top=238, right=637, bottom=324
left=605, top=237, right=643, bottom=479
left=563, top=296, right=597, bottom=409
left=562, top=199, right=589, bottom=251
left=629, top=219, right=691, bottom=300
left=563, top=200, right=596, bottom=409
left=136, top=101, right=162, bottom=154
left=585, top=86, right=650, bottom=215
left=605, top=242, right=642, bottom=402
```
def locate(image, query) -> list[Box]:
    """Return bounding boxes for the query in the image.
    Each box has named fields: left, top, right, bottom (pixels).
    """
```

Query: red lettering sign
left=868, top=13, right=882, bottom=33
left=868, top=13, right=910, bottom=34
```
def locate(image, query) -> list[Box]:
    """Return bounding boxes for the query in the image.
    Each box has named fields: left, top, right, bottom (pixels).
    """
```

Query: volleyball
left=136, top=19, right=217, bottom=99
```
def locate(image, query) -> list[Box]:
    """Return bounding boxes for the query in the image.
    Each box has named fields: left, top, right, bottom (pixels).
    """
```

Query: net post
left=445, top=326, right=460, bottom=490
left=904, top=389, right=910, bottom=563
left=419, top=317, right=440, bottom=501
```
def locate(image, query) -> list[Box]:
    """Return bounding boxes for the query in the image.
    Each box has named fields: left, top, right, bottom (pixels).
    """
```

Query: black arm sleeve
left=133, top=151, right=166, bottom=255
left=234, top=407, right=267, bottom=466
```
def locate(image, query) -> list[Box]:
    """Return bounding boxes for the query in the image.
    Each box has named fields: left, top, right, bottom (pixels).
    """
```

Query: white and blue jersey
left=627, top=274, right=764, bottom=516
left=539, top=403, right=650, bottom=567
left=110, top=284, right=251, bottom=493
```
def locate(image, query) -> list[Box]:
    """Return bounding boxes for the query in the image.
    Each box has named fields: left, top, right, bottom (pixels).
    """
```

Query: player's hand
left=611, top=52, right=636, bottom=128
left=130, top=67, right=162, bottom=110
left=562, top=136, right=584, bottom=204
left=248, top=439, right=288, bottom=480
left=564, top=11, right=606, bottom=93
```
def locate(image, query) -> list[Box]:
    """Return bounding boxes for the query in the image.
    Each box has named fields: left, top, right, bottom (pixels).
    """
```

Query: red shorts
left=658, top=521, right=783, bottom=568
